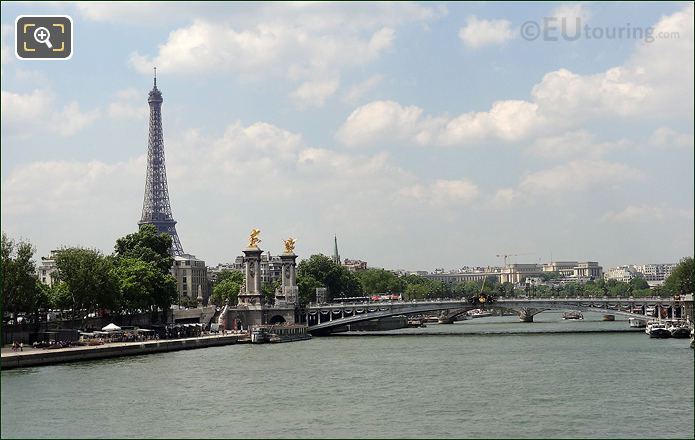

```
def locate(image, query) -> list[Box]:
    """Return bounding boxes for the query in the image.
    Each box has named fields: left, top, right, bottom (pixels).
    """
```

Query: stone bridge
left=304, top=296, right=692, bottom=334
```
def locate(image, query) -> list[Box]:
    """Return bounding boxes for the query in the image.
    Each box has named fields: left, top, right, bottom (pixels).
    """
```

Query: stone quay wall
left=1, top=335, right=238, bottom=370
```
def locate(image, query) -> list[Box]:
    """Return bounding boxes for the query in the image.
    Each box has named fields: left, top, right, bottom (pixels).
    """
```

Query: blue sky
left=1, top=2, right=693, bottom=270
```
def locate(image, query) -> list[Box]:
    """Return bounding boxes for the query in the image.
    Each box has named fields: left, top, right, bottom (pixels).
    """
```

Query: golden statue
left=283, top=237, right=296, bottom=254
left=248, top=228, right=261, bottom=248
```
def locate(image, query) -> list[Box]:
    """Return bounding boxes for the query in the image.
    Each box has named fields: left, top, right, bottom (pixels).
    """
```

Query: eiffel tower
left=138, top=69, right=184, bottom=256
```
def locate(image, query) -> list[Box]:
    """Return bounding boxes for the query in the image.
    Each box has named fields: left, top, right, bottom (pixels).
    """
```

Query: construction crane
left=496, top=253, right=532, bottom=267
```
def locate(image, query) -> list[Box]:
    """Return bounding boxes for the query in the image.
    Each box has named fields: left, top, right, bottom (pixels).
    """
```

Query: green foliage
left=664, top=257, right=694, bottom=296
left=297, top=273, right=324, bottom=304
left=629, top=277, right=650, bottom=291
left=53, top=247, right=120, bottom=319
left=211, top=270, right=244, bottom=305
left=113, top=257, right=162, bottom=313
left=405, top=283, right=429, bottom=299
left=354, top=269, right=405, bottom=294
left=113, top=225, right=177, bottom=319
left=114, top=224, right=173, bottom=273
left=48, top=282, right=72, bottom=310
left=261, top=280, right=280, bottom=304
left=297, top=254, right=362, bottom=300
left=1, top=232, right=44, bottom=317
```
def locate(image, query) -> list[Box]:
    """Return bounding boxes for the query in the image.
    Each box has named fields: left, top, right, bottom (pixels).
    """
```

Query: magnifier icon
left=33, top=26, right=53, bottom=49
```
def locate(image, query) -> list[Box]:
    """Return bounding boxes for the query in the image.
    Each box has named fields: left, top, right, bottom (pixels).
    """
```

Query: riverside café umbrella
left=101, top=323, right=122, bottom=332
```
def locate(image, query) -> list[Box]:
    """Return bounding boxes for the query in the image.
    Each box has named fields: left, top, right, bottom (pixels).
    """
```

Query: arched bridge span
left=305, top=297, right=690, bottom=333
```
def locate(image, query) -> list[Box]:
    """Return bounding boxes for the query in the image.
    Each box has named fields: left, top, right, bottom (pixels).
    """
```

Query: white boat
left=666, top=320, right=691, bottom=339
left=562, top=311, right=583, bottom=320
left=647, top=322, right=671, bottom=339
left=468, top=309, right=493, bottom=319
left=250, top=327, right=269, bottom=343
left=628, top=318, right=647, bottom=328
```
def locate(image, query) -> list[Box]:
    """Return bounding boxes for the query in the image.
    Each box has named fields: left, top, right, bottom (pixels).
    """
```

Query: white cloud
left=337, top=99, right=546, bottom=147
left=338, top=5, right=693, bottom=148
left=107, top=88, right=148, bottom=120
left=528, top=131, right=631, bottom=159
left=602, top=205, right=694, bottom=224
left=1, top=24, right=13, bottom=71
left=400, top=179, right=479, bottom=206
left=1, top=89, right=52, bottom=123
left=54, top=103, right=101, bottom=137
left=458, top=16, right=514, bottom=49
left=1, top=89, right=100, bottom=137
left=343, top=74, right=383, bottom=104
left=519, top=160, right=644, bottom=194
left=290, top=78, right=340, bottom=108
left=649, top=127, right=694, bottom=149
left=1, top=157, right=144, bottom=217
left=549, top=3, right=591, bottom=37
left=486, top=188, right=520, bottom=210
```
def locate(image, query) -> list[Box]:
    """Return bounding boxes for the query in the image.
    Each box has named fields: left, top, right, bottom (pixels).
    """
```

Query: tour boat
left=561, top=311, right=583, bottom=320
left=667, top=321, right=691, bottom=339
left=628, top=318, right=647, bottom=328
left=647, top=322, right=671, bottom=339
left=468, top=309, right=493, bottom=319
left=250, top=327, right=269, bottom=343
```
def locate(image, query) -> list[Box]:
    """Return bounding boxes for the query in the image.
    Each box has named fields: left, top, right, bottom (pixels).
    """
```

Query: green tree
left=664, top=257, right=694, bottom=297
left=211, top=270, right=244, bottom=305
left=405, top=283, right=429, bottom=300
left=629, top=277, right=650, bottom=291
left=113, top=225, right=177, bottom=322
left=113, top=257, right=164, bottom=317
left=48, top=282, right=72, bottom=311
left=53, top=247, right=119, bottom=323
left=297, top=273, right=324, bottom=304
left=261, top=280, right=280, bottom=305
left=1, top=233, right=42, bottom=321
left=114, top=224, right=173, bottom=273
left=297, top=254, right=362, bottom=300
left=355, top=269, right=405, bottom=294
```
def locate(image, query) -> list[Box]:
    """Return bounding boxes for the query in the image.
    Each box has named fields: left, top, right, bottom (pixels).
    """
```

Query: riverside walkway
left=1, top=334, right=243, bottom=370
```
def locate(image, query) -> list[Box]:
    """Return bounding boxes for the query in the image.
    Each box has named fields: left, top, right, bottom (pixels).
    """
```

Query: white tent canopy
left=101, top=323, right=122, bottom=332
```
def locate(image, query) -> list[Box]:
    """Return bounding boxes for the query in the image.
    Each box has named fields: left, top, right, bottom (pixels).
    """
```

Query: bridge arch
left=305, top=297, right=688, bottom=334
left=269, top=315, right=286, bottom=325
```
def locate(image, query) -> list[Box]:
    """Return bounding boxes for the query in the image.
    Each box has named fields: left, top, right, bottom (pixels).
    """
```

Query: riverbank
left=1, top=334, right=242, bottom=370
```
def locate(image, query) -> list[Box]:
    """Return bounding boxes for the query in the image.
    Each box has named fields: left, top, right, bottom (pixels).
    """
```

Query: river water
left=2, top=313, right=693, bottom=438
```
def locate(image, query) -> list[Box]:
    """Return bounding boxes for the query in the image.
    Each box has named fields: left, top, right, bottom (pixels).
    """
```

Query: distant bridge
left=304, top=296, right=693, bottom=334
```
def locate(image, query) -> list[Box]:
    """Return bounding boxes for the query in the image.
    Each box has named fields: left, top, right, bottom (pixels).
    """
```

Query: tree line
left=2, top=225, right=177, bottom=327
left=210, top=254, right=694, bottom=305
left=4, top=229, right=693, bottom=320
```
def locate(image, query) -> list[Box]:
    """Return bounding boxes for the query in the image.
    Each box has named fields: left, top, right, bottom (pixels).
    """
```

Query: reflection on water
left=2, top=313, right=693, bottom=438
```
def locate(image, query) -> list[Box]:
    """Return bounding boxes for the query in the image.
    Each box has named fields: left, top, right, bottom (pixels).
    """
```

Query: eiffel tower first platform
left=138, top=69, right=184, bottom=256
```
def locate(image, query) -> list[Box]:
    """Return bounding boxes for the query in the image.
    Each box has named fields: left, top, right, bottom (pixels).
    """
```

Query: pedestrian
left=19, top=342, right=23, bottom=352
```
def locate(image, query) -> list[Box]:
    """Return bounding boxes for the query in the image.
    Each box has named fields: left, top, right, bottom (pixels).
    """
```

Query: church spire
left=332, top=235, right=340, bottom=265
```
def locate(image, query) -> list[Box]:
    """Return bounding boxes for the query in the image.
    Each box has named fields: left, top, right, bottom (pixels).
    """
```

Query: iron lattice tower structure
left=138, top=70, right=184, bottom=256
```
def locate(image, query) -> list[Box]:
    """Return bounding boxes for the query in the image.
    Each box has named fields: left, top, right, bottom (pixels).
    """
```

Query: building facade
left=173, top=254, right=209, bottom=305
left=604, top=265, right=640, bottom=283
left=604, top=263, right=676, bottom=286
left=37, top=250, right=60, bottom=287
left=343, top=259, right=368, bottom=272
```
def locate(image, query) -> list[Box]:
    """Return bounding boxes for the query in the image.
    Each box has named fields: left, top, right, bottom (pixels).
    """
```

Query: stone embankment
left=1, top=334, right=239, bottom=370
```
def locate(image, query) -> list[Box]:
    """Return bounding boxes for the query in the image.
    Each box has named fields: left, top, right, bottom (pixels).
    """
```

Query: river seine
left=2, top=313, right=693, bottom=438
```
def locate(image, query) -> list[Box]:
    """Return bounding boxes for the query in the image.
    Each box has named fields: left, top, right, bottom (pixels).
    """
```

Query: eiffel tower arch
left=138, top=70, right=184, bottom=256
